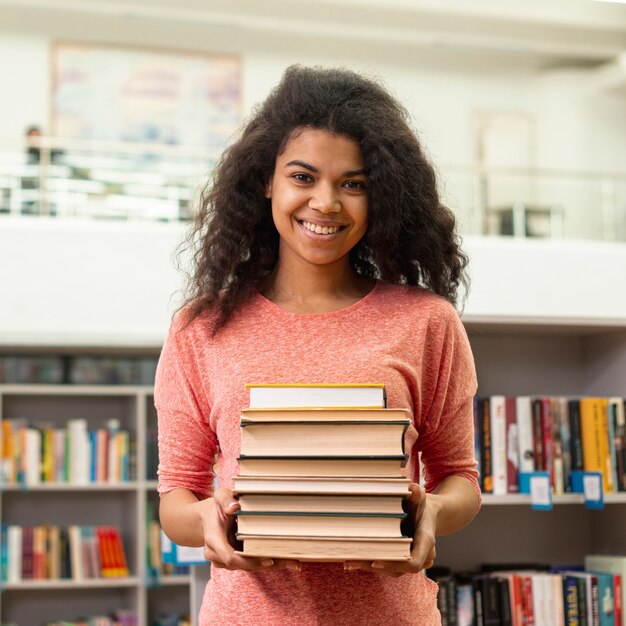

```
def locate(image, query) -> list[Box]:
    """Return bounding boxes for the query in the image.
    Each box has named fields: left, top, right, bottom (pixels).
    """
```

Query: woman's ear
left=265, top=181, right=273, bottom=199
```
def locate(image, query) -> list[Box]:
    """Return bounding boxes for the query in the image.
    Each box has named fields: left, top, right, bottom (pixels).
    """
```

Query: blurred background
left=1, top=0, right=626, bottom=350
left=1, top=4, right=626, bottom=626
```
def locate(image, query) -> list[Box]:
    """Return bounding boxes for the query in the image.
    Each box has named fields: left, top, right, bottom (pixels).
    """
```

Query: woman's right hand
left=196, top=487, right=301, bottom=572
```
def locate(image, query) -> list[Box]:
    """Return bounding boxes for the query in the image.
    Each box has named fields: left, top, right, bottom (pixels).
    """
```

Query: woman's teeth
left=301, top=220, right=341, bottom=235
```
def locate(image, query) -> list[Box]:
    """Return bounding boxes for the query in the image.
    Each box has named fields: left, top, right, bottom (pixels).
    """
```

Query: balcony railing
left=1, top=137, right=626, bottom=241
left=0, top=136, right=218, bottom=222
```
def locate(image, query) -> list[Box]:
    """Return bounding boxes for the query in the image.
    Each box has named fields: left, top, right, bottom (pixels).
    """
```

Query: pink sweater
left=155, top=282, right=480, bottom=626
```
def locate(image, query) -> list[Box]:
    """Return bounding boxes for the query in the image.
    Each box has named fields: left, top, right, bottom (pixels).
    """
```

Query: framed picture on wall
left=51, top=42, right=242, bottom=148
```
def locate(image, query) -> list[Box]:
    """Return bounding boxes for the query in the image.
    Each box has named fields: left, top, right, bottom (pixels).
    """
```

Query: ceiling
left=1, top=0, right=626, bottom=70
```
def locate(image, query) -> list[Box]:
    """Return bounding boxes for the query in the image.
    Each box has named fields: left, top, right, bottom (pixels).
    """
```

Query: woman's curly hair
left=179, top=64, right=469, bottom=333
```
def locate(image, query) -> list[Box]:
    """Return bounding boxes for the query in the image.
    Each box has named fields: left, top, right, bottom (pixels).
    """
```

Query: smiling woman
left=264, top=128, right=371, bottom=308
left=155, top=65, right=481, bottom=626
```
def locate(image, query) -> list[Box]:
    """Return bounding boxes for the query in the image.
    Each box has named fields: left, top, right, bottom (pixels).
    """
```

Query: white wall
left=0, top=9, right=625, bottom=347
left=1, top=8, right=625, bottom=171
left=1, top=218, right=625, bottom=348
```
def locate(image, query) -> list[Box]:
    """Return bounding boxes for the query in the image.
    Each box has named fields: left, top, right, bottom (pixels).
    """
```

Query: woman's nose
left=309, top=185, right=341, bottom=213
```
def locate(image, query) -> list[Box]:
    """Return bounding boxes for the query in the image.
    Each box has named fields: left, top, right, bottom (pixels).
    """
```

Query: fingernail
left=261, top=559, right=274, bottom=567
left=371, top=562, right=385, bottom=569
left=343, top=563, right=354, bottom=571
left=287, top=563, right=301, bottom=571
left=227, top=502, right=239, bottom=510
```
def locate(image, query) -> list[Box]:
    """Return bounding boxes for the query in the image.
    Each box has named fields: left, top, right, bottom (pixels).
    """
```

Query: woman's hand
left=343, top=483, right=439, bottom=578
left=196, top=487, right=302, bottom=572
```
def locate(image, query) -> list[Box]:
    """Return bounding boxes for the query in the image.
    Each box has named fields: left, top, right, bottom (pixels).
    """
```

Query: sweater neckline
left=253, top=281, right=382, bottom=319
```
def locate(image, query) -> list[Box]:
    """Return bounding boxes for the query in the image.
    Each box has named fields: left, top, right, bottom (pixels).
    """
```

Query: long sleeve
left=416, top=303, right=481, bottom=501
left=154, top=315, right=218, bottom=500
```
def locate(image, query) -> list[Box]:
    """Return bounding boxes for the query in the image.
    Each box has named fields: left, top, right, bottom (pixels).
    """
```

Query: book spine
left=532, top=399, right=545, bottom=472
left=21, top=525, right=34, bottom=580
left=590, top=575, right=600, bottom=626
left=564, top=576, right=581, bottom=626
left=557, top=398, right=572, bottom=493
left=599, top=399, right=614, bottom=494
left=610, top=399, right=626, bottom=492
left=505, top=397, right=520, bottom=494
left=473, top=397, right=483, bottom=492
left=541, top=398, right=555, bottom=489
left=553, top=400, right=565, bottom=495
left=577, top=577, right=588, bottom=626
left=490, top=396, right=508, bottom=496
left=612, top=574, right=622, bottom=626
left=7, top=525, right=22, bottom=583
left=580, top=399, right=608, bottom=492
left=481, top=399, right=493, bottom=494
left=569, top=400, right=584, bottom=472
left=517, top=396, right=536, bottom=474
left=607, top=401, right=619, bottom=495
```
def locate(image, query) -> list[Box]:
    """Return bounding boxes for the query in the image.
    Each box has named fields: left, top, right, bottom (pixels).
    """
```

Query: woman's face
left=266, top=127, right=368, bottom=272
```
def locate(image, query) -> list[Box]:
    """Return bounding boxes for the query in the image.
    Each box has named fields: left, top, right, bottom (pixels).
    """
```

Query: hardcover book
left=246, top=383, right=387, bottom=408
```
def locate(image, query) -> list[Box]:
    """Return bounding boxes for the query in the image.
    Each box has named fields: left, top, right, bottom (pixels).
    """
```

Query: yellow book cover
left=580, top=397, right=612, bottom=493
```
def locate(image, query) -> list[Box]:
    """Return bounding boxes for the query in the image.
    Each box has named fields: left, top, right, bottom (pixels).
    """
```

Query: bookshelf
left=1, top=316, right=625, bottom=625
left=434, top=319, right=626, bottom=574
left=0, top=384, right=191, bottom=626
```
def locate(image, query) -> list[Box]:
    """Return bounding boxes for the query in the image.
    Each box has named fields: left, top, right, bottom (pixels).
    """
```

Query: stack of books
left=233, top=383, right=413, bottom=561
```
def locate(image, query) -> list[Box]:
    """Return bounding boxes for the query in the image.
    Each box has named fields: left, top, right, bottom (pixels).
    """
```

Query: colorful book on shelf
left=585, top=555, right=625, bottom=626
left=235, top=535, right=411, bottom=561
left=489, top=396, right=507, bottom=496
left=161, top=530, right=208, bottom=566
left=246, top=383, right=387, bottom=409
left=609, top=397, right=626, bottom=492
left=580, top=397, right=613, bottom=493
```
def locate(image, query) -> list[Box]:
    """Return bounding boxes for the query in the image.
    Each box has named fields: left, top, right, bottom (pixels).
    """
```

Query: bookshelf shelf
left=482, top=493, right=626, bottom=506
left=1, top=483, right=139, bottom=491
left=0, top=577, right=142, bottom=590
left=158, top=574, right=193, bottom=586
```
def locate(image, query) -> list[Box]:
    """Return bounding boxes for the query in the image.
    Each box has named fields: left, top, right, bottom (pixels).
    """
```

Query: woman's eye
left=344, top=180, right=366, bottom=190
left=292, top=173, right=313, bottom=183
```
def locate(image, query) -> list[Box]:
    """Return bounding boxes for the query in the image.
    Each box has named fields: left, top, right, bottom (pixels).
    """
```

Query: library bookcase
left=437, top=318, right=626, bottom=573
left=0, top=385, right=191, bottom=626
left=1, top=316, right=626, bottom=625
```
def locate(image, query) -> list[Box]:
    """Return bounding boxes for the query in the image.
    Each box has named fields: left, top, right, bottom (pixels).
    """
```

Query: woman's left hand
left=343, top=483, right=439, bottom=578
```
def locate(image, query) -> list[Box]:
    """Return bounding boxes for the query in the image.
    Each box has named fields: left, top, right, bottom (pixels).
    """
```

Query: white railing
left=1, top=137, right=626, bottom=241
left=0, top=136, right=219, bottom=222
left=441, top=164, right=626, bottom=242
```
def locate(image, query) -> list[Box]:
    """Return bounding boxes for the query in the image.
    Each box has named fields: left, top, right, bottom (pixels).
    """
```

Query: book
left=240, top=407, right=408, bottom=423
left=505, top=396, right=520, bottom=494
left=236, top=455, right=408, bottom=478
left=237, top=493, right=406, bottom=514
left=517, top=396, right=535, bottom=474
left=235, top=511, right=407, bottom=538
left=580, top=398, right=612, bottom=493
left=246, top=383, right=387, bottom=408
left=489, top=396, right=508, bottom=496
left=235, top=534, right=411, bottom=561
left=239, top=420, right=408, bottom=457
left=585, top=555, right=626, bottom=626
left=233, top=476, right=411, bottom=495
left=532, top=399, right=545, bottom=472
left=480, top=398, right=493, bottom=494
left=608, top=398, right=626, bottom=492
left=569, top=400, right=584, bottom=473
